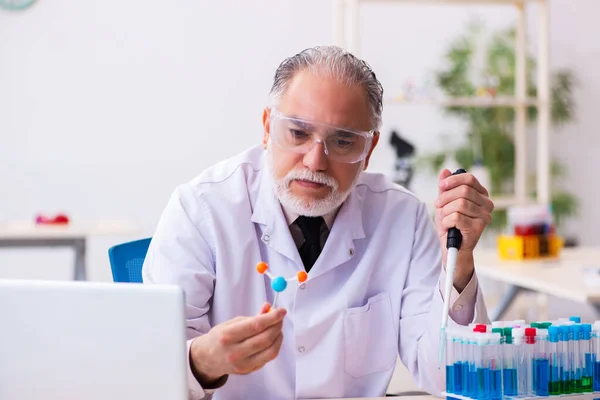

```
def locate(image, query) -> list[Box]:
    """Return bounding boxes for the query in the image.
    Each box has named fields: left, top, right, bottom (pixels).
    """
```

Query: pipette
left=439, top=168, right=466, bottom=367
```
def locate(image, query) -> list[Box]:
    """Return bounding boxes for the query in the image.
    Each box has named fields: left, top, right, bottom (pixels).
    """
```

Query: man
left=142, top=46, right=493, bottom=400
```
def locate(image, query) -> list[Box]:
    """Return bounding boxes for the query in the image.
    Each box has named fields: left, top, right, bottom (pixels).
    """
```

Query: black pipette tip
left=446, top=169, right=466, bottom=249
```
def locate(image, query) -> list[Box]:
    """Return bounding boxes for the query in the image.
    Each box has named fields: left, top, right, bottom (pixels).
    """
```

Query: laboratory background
left=1, top=0, right=599, bottom=394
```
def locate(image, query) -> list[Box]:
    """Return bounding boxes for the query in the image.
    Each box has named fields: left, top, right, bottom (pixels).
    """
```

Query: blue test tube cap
left=582, top=323, right=592, bottom=340
left=559, top=325, right=570, bottom=340
left=548, top=326, right=560, bottom=343
left=271, top=276, right=288, bottom=292
left=570, top=324, right=582, bottom=340
left=570, top=316, right=581, bottom=323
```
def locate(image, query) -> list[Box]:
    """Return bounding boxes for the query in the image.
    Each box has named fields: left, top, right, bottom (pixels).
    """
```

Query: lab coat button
left=298, top=346, right=305, bottom=353
left=263, top=234, right=270, bottom=242
left=349, top=248, right=354, bottom=255
left=454, top=304, right=463, bottom=311
left=299, top=283, right=306, bottom=290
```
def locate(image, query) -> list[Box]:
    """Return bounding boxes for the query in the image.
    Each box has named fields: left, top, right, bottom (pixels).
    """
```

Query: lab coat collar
left=251, top=154, right=366, bottom=277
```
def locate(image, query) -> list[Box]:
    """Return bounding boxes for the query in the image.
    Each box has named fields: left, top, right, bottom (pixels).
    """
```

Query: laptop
left=0, top=279, right=188, bottom=400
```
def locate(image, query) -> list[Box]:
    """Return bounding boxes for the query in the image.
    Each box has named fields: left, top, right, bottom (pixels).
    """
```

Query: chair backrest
left=108, top=238, right=152, bottom=283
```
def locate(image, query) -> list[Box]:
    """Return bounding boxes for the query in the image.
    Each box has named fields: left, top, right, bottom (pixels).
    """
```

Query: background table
left=0, top=220, right=137, bottom=280
left=474, top=246, right=600, bottom=320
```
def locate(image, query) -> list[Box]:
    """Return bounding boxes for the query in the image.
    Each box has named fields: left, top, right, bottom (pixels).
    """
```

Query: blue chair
left=108, top=238, right=152, bottom=283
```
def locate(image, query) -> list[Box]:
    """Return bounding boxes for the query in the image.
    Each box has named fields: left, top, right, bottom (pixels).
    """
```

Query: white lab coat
left=142, top=144, right=489, bottom=400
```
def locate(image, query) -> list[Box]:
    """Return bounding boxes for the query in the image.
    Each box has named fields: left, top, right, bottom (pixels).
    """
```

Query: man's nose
left=303, top=140, right=328, bottom=172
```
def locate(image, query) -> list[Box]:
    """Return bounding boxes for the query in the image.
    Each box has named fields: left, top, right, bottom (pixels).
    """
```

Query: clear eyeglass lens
left=272, top=117, right=369, bottom=162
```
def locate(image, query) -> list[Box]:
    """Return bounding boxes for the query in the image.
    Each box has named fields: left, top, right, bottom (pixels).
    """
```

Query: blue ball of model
left=271, top=276, right=288, bottom=292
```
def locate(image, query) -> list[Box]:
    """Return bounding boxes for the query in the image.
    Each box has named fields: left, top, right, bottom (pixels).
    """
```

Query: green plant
left=420, top=20, right=578, bottom=232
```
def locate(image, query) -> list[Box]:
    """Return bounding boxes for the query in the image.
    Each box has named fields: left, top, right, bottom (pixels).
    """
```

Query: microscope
left=389, top=130, right=415, bottom=189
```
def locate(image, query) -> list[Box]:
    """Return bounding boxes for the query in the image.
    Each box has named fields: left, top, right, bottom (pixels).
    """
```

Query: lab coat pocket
left=344, top=292, right=397, bottom=378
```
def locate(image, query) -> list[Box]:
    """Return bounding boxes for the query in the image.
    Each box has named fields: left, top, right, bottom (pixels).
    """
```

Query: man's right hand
left=189, top=303, right=286, bottom=387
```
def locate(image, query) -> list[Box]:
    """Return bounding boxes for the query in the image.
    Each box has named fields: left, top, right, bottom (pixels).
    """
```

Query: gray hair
left=268, top=46, right=384, bottom=130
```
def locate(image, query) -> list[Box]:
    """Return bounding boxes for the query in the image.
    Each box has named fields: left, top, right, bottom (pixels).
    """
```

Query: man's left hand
left=434, top=169, right=494, bottom=291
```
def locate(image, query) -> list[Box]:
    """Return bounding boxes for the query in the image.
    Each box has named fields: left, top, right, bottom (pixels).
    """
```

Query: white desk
left=0, top=221, right=137, bottom=280
left=474, top=246, right=600, bottom=320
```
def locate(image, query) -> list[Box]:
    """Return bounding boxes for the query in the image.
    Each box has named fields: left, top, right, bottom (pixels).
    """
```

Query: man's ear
left=363, top=131, right=380, bottom=170
left=262, top=107, right=271, bottom=149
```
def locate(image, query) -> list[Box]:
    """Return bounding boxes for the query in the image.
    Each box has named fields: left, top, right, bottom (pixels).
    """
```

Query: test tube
left=514, top=327, right=528, bottom=397
left=489, top=332, right=503, bottom=400
left=548, top=326, right=561, bottom=395
left=454, top=328, right=465, bottom=395
left=503, top=327, right=518, bottom=397
left=461, top=331, right=471, bottom=398
left=446, top=327, right=456, bottom=394
left=572, top=324, right=583, bottom=393
left=476, top=333, right=491, bottom=400
left=467, top=332, right=478, bottom=399
left=560, top=325, right=572, bottom=394
left=535, top=328, right=550, bottom=396
left=582, top=324, right=593, bottom=392
left=593, top=322, right=600, bottom=392
left=525, top=327, right=537, bottom=396
left=460, top=329, right=473, bottom=397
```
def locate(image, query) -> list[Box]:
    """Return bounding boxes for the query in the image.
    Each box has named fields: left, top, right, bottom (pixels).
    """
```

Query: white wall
left=545, top=1, right=600, bottom=244
left=1, top=1, right=598, bottom=278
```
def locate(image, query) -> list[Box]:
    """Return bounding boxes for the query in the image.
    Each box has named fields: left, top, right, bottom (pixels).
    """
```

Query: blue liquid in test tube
left=474, top=333, right=489, bottom=400
left=535, top=358, right=550, bottom=396
left=470, top=366, right=479, bottom=398
left=489, top=331, right=502, bottom=400
left=463, top=332, right=475, bottom=398
left=454, top=361, right=463, bottom=394
left=592, top=322, right=600, bottom=398
left=477, top=368, right=491, bottom=400
left=491, top=369, right=502, bottom=400
left=595, top=360, right=600, bottom=392
left=446, top=364, right=455, bottom=393
left=503, top=368, right=518, bottom=397
left=462, top=361, right=470, bottom=396
left=535, top=329, right=550, bottom=396
left=446, top=328, right=455, bottom=394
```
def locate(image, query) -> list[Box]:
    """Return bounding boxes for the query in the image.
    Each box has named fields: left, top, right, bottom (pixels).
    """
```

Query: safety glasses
left=269, top=108, right=375, bottom=164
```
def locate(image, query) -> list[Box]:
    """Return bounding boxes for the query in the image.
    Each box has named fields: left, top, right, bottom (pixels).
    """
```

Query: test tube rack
left=443, top=317, right=600, bottom=400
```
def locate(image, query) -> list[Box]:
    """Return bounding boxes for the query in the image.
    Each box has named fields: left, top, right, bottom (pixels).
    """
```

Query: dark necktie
left=295, top=216, right=324, bottom=272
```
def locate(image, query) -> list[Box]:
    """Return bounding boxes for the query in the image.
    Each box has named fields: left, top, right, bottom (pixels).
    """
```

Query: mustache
left=283, top=169, right=338, bottom=190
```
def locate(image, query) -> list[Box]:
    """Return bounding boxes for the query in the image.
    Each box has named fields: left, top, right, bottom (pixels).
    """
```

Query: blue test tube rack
left=443, top=316, right=600, bottom=400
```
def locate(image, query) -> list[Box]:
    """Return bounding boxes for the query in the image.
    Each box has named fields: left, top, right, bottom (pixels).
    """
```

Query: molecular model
left=256, top=261, right=308, bottom=312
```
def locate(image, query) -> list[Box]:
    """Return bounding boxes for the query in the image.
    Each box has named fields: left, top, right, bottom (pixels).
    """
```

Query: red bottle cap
left=473, top=324, right=487, bottom=333
left=525, top=327, right=536, bottom=344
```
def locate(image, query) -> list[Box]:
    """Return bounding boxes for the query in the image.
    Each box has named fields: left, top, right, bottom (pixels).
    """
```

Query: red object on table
left=35, top=213, right=70, bottom=225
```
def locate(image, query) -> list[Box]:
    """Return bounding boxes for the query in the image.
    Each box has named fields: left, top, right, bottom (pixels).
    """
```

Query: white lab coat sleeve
left=142, top=185, right=219, bottom=400
left=397, top=202, right=489, bottom=396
